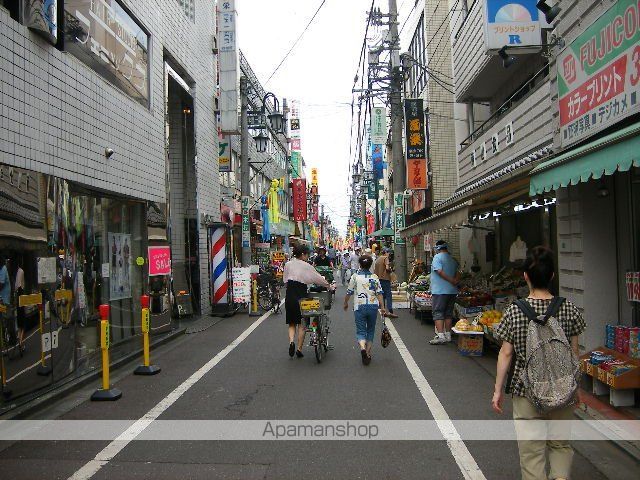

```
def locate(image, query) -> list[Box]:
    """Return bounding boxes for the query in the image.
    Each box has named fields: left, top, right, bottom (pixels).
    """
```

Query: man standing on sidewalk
left=429, top=241, right=459, bottom=345
left=374, top=248, right=397, bottom=318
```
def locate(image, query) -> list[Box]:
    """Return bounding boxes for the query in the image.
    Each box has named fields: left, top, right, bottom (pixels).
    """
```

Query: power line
left=264, top=0, right=327, bottom=85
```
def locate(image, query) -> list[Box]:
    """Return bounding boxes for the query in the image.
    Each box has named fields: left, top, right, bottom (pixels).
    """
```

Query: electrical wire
left=264, top=0, right=327, bottom=85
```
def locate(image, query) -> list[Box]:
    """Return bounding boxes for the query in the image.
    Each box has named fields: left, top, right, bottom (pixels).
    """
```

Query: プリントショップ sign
left=557, top=0, right=640, bottom=146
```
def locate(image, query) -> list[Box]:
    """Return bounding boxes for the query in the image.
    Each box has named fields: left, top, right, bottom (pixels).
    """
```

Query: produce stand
left=580, top=346, right=640, bottom=407
left=451, top=327, right=484, bottom=356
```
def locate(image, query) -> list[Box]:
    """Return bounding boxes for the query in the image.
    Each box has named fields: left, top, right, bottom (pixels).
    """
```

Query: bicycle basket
left=299, top=297, right=325, bottom=316
left=306, top=290, right=332, bottom=310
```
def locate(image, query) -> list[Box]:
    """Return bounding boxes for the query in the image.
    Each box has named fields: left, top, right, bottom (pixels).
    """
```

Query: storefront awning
left=530, top=122, right=640, bottom=196
left=400, top=202, right=470, bottom=236
left=369, top=228, right=394, bottom=237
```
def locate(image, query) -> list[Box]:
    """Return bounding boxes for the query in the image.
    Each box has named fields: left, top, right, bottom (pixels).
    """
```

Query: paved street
left=1, top=285, right=632, bottom=480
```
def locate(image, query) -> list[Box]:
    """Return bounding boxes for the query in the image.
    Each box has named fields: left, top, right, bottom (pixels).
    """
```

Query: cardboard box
left=457, top=334, right=483, bottom=357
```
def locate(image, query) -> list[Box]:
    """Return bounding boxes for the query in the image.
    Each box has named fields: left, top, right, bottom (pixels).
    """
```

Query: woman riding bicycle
left=284, top=245, right=331, bottom=358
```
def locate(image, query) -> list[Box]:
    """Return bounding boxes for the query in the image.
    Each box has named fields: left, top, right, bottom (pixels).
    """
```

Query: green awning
left=369, top=228, right=394, bottom=237
left=530, top=122, right=640, bottom=196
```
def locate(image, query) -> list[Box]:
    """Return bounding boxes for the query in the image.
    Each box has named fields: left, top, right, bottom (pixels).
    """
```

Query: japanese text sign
left=148, top=246, right=171, bottom=276
left=626, top=272, right=640, bottom=302
left=404, top=99, right=426, bottom=159
left=311, top=168, right=318, bottom=187
left=219, top=135, right=230, bottom=172
left=371, top=107, right=387, bottom=144
left=394, top=193, right=406, bottom=245
left=557, top=0, right=640, bottom=147
left=232, top=267, right=251, bottom=303
left=484, top=0, right=541, bottom=51
left=241, top=196, right=250, bottom=248
left=407, top=158, right=428, bottom=190
left=292, top=178, right=307, bottom=221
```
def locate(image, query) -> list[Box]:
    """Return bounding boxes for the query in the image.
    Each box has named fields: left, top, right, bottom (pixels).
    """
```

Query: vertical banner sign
left=371, top=144, right=384, bottom=180
left=394, top=193, right=406, bottom=245
left=404, top=99, right=428, bottom=189
left=218, top=0, right=240, bottom=133
left=367, top=181, right=377, bottom=199
left=241, top=196, right=250, bottom=248
left=292, top=179, right=307, bottom=221
left=311, top=168, right=319, bottom=187
left=557, top=0, right=640, bottom=147
left=626, top=272, right=640, bottom=302
left=219, top=135, right=230, bottom=172
left=484, top=0, right=541, bottom=51
left=371, top=107, right=387, bottom=144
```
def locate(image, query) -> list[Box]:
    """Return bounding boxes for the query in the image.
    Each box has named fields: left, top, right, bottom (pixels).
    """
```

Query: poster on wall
left=108, top=232, right=132, bottom=300
left=557, top=0, right=640, bottom=147
left=626, top=272, right=640, bottom=302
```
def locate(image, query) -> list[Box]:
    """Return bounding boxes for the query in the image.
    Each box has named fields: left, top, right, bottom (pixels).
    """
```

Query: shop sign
left=218, top=0, right=240, bottom=133
left=484, top=0, right=541, bottom=51
left=404, top=99, right=426, bottom=159
left=367, top=181, right=377, bottom=199
left=371, top=107, right=387, bottom=144
left=25, top=0, right=58, bottom=45
left=148, top=246, right=171, bottom=276
left=407, top=158, right=428, bottom=189
left=63, top=0, right=149, bottom=106
left=219, top=136, right=231, bottom=172
left=626, top=272, right=640, bottom=302
left=470, top=122, right=515, bottom=167
left=394, top=193, right=406, bottom=245
left=241, top=196, right=250, bottom=248
left=292, top=178, right=307, bottom=221
left=558, top=0, right=640, bottom=147
left=37, top=257, right=57, bottom=284
left=231, top=267, right=251, bottom=303
left=311, top=168, right=319, bottom=187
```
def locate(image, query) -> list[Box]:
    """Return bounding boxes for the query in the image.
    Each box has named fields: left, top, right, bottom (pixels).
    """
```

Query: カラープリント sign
left=557, top=0, right=640, bottom=146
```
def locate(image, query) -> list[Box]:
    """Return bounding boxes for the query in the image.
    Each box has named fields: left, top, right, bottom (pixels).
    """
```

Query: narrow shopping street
left=0, top=284, right=630, bottom=480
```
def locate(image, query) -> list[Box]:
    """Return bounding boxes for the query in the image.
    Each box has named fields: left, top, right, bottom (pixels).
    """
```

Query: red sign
left=407, top=158, right=428, bottom=189
left=148, top=246, right=171, bottom=276
left=626, top=272, right=640, bottom=302
left=292, top=178, right=307, bottom=221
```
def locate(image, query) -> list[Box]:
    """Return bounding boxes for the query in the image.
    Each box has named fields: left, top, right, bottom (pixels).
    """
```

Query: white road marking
left=68, top=305, right=281, bottom=480
left=386, top=320, right=487, bottom=480
left=6, top=355, right=52, bottom=383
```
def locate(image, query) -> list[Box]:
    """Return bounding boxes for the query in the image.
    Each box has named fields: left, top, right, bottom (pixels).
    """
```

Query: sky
left=236, top=0, right=375, bottom=237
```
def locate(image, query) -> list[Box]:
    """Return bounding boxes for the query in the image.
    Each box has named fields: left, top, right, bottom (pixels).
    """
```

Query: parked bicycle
left=257, top=267, right=282, bottom=313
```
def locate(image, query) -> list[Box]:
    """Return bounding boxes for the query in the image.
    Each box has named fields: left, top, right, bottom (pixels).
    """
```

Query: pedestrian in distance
left=429, top=240, right=460, bottom=345
left=492, top=246, right=585, bottom=480
left=313, top=246, right=333, bottom=268
left=283, top=245, right=331, bottom=358
left=340, top=251, right=351, bottom=286
left=374, top=248, right=397, bottom=318
left=343, top=255, right=386, bottom=365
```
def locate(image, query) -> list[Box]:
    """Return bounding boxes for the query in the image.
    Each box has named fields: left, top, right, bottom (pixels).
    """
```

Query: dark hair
left=293, top=245, right=310, bottom=258
left=523, top=246, right=555, bottom=289
left=359, top=254, right=373, bottom=270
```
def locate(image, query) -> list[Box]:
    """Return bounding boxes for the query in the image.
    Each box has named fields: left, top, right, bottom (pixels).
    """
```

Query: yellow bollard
left=19, top=293, right=51, bottom=376
left=249, top=278, right=260, bottom=316
left=91, top=304, right=121, bottom=401
left=134, top=295, right=160, bottom=375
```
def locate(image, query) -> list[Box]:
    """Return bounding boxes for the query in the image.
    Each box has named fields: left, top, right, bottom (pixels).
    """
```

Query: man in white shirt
left=350, top=247, right=361, bottom=271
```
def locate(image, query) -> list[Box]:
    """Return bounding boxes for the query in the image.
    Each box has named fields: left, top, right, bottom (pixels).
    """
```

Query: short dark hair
left=523, top=246, right=555, bottom=289
left=359, top=254, right=373, bottom=270
left=293, top=245, right=310, bottom=258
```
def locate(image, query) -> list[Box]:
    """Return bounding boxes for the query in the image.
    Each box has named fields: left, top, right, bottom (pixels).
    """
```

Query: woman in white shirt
left=284, top=245, right=331, bottom=358
left=343, top=255, right=386, bottom=365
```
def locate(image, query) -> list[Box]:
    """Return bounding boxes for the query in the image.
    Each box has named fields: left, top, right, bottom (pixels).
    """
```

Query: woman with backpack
left=491, top=246, right=585, bottom=480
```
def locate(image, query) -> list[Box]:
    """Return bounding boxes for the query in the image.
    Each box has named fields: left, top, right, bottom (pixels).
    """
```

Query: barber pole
left=210, top=227, right=229, bottom=304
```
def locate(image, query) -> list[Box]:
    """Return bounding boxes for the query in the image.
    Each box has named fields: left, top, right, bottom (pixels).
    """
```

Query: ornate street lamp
left=253, top=130, right=270, bottom=153
left=251, top=92, right=285, bottom=153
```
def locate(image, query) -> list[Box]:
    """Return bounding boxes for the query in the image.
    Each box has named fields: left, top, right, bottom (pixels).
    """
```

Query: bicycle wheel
left=314, top=315, right=326, bottom=363
left=257, top=288, right=271, bottom=311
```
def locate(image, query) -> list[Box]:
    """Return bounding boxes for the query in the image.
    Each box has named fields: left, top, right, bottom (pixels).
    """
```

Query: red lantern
left=411, top=235, right=419, bottom=246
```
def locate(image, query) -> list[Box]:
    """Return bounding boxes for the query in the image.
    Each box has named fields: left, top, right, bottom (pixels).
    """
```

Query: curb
left=1, top=326, right=187, bottom=420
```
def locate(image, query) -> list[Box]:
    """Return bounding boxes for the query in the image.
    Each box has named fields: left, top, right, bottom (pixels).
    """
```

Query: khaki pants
left=512, top=396, right=574, bottom=480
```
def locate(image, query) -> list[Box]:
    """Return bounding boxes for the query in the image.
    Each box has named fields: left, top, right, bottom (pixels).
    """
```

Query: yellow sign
left=300, top=299, right=320, bottom=311
left=272, top=252, right=285, bottom=262
left=142, top=308, right=150, bottom=333
left=55, top=289, right=73, bottom=301
left=136, top=257, right=145, bottom=266
left=311, top=167, right=318, bottom=186
left=19, top=293, right=43, bottom=307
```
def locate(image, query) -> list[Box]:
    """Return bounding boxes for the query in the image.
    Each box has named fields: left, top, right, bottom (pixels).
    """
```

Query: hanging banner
left=219, top=135, right=230, bottom=172
left=557, top=0, right=640, bottom=147
left=404, top=99, right=426, bottom=160
left=371, top=107, right=387, bottom=144
left=394, top=193, right=406, bottom=245
left=371, top=144, right=384, bottom=180
left=484, top=0, right=541, bottom=51
left=311, top=168, right=319, bottom=187
left=218, top=0, right=240, bottom=133
left=292, top=178, right=307, bottom=221
left=241, top=196, right=250, bottom=248
left=407, top=158, right=428, bottom=189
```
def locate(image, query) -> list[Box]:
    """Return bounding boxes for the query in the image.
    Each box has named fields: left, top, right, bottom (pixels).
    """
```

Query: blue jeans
left=379, top=279, right=393, bottom=313
left=354, top=307, right=378, bottom=343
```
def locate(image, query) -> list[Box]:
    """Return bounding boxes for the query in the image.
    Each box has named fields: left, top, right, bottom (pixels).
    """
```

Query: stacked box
left=629, top=327, right=640, bottom=359
left=614, top=326, right=630, bottom=354
left=457, top=335, right=483, bottom=356
left=605, top=324, right=615, bottom=349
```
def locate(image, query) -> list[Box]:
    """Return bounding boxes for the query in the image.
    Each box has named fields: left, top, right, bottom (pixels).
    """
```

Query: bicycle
left=257, top=268, right=282, bottom=313
left=299, top=290, right=333, bottom=363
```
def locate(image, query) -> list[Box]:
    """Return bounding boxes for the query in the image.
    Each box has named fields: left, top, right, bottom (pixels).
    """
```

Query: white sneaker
left=444, top=332, right=452, bottom=343
left=429, top=334, right=447, bottom=345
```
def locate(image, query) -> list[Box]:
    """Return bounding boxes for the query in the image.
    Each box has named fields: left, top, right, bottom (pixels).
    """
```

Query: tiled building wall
left=0, top=0, right=220, bottom=314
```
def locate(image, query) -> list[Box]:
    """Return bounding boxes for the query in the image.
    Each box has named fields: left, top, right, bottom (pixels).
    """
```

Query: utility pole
left=320, top=204, right=325, bottom=245
left=240, top=76, right=251, bottom=266
left=389, top=0, right=407, bottom=282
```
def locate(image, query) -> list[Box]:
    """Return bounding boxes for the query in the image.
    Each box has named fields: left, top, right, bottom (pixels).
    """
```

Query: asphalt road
left=0, top=284, right=635, bottom=479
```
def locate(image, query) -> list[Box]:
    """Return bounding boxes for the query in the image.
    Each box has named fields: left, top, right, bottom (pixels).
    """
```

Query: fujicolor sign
left=558, top=0, right=640, bottom=146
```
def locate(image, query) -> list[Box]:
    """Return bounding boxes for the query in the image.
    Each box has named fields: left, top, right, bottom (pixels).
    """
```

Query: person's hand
left=491, top=390, right=504, bottom=414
